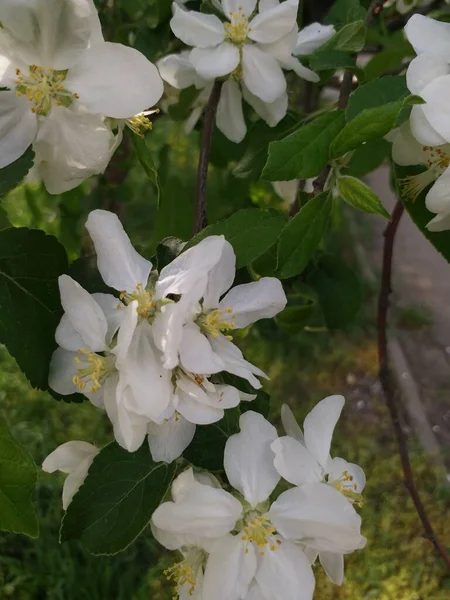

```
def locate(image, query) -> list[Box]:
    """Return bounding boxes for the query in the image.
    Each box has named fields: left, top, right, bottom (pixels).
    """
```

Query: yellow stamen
left=224, top=9, right=250, bottom=44
left=331, top=471, right=364, bottom=507
left=15, top=65, right=77, bottom=116
left=72, top=349, right=114, bottom=394
left=164, top=549, right=205, bottom=599
left=197, top=307, right=235, bottom=338
left=120, top=283, right=154, bottom=319
left=241, top=515, right=279, bottom=554
left=397, top=169, right=437, bottom=203
left=125, top=110, right=159, bottom=137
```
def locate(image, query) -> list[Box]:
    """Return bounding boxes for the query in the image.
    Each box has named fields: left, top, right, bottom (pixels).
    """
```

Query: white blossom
left=42, top=440, right=99, bottom=509
left=0, top=0, right=163, bottom=193
left=271, top=396, right=366, bottom=585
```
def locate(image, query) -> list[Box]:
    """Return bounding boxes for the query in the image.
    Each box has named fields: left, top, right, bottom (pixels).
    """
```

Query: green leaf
left=220, top=373, right=270, bottom=418
left=263, top=111, right=345, bottom=181
left=346, top=76, right=409, bottom=121
left=277, top=192, right=332, bottom=279
left=275, top=293, right=317, bottom=333
left=346, top=138, right=390, bottom=177
left=68, top=255, right=115, bottom=296
left=186, top=209, right=287, bottom=269
left=233, top=114, right=299, bottom=181
left=183, top=408, right=240, bottom=471
left=325, top=0, right=366, bottom=25
left=309, top=49, right=356, bottom=72
left=61, top=442, right=176, bottom=555
left=132, top=135, right=161, bottom=204
left=321, top=20, right=366, bottom=52
left=0, top=148, right=35, bottom=199
left=394, top=164, right=450, bottom=263
left=155, top=177, right=195, bottom=243
left=330, top=100, right=404, bottom=159
left=364, top=47, right=413, bottom=81
left=307, top=254, right=362, bottom=329
left=0, top=415, right=38, bottom=537
left=168, top=86, right=201, bottom=121
left=337, top=176, right=391, bottom=218
left=0, top=228, right=68, bottom=389
left=156, top=237, right=186, bottom=270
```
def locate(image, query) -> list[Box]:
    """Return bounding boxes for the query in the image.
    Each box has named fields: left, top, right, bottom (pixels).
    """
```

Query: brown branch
left=377, top=200, right=450, bottom=570
left=193, top=81, right=223, bottom=235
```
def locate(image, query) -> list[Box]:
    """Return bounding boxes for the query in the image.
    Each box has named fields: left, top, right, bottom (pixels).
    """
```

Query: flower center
left=398, top=145, right=450, bottom=203
left=241, top=515, right=280, bottom=553
left=330, top=470, right=364, bottom=507
left=125, top=110, right=158, bottom=138
left=164, top=548, right=205, bottom=599
left=15, top=65, right=78, bottom=116
left=72, top=349, right=115, bottom=394
left=196, top=308, right=235, bottom=338
left=224, top=9, right=250, bottom=44
left=120, top=283, right=155, bottom=319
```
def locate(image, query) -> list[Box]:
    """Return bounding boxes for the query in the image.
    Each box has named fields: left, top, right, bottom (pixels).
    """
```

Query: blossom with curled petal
left=271, top=395, right=366, bottom=585
left=0, top=0, right=163, bottom=193
left=42, top=440, right=99, bottom=509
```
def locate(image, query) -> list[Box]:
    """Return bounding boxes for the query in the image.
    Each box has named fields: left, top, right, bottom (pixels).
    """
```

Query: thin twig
left=377, top=200, right=450, bottom=570
left=193, top=81, right=223, bottom=235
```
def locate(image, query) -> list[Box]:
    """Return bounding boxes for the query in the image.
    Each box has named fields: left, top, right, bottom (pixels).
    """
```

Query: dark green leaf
left=168, top=86, right=201, bottom=121
left=186, top=209, right=287, bottom=269
left=394, top=164, right=450, bottom=263
left=346, top=138, right=390, bottom=177
left=0, top=228, right=68, bottom=389
left=132, top=135, right=161, bottom=205
left=309, top=50, right=356, bottom=71
left=307, top=254, right=361, bottom=329
left=61, top=442, right=176, bottom=555
left=337, top=175, right=391, bottom=218
left=321, top=20, right=366, bottom=52
left=183, top=408, right=240, bottom=471
left=276, top=292, right=317, bottom=333
left=346, top=76, right=409, bottom=121
left=263, top=111, right=345, bottom=181
left=277, top=193, right=332, bottom=279
left=0, top=148, right=35, bottom=199
left=325, top=0, right=366, bottom=25
left=68, top=255, right=115, bottom=295
left=0, top=415, right=38, bottom=537
left=156, top=237, right=186, bottom=270
left=364, top=48, right=413, bottom=81
left=220, top=373, right=270, bottom=418
left=155, top=177, right=195, bottom=243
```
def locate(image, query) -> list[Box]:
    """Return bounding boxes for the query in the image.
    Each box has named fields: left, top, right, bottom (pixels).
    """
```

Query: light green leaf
left=321, top=20, right=366, bottom=52
left=337, top=175, right=391, bottom=218
left=277, top=192, right=332, bottom=279
left=60, top=442, right=177, bottom=555
left=132, top=135, right=161, bottom=205
left=0, top=415, right=38, bottom=537
left=0, top=148, right=35, bottom=199
left=263, top=111, right=345, bottom=181
left=0, top=228, right=68, bottom=389
left=186, top=209, right=287, bottom=269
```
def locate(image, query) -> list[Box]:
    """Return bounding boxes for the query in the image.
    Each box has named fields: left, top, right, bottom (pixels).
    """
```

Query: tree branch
left=193, top=81, right=223, bottom=235
left=377, top=200, right=450, bottom=570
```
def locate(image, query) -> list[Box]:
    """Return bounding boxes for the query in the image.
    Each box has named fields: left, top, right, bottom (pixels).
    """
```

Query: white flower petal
left=406, top=53, right=450, bottom=95
left=271, top=436, right=322, bottom=485
left=60, top=457, right=94, bottom=509
left=58, top=275, right=108, bottom=352
left=244, top=583, right=264, bottom=600
left=114, top=301, right=139, bottom=365
left=0, top=91, right=37, bottom=169
left=48, top=347, right=78, bottom=395
left=148, top=415, right=196, bottom=463
left=242, top=85, right=288, bottom=127
left=170, top=4, right=225, bottom=48
left=269, top=483, right=365, bottom=553
left=203, top=536, right=257, bottom=600
left=203, top=239, right=236, bottom=309
left=259, top=0, right=280, bottom=10
left=42, top=440, right=98, bottom=474
left=410, top=105, right=447, bottom=146
left=319, top=551, right=344, bottom=586
left=190, top=43, right=240, bottom=79
left=179, top=323, right=226, bottom=374
left=158, top=51, right=206, bottom=89
left=426, top=211, right=450, bottom=231
left=242, top=45, right=286, bottom=103
left=257, top=26, right=297, bottom=65
left=303, top=394, right=344, bottom=468
left=151, top=481, right=243, bottom=538
left=67, top=42, right=163, bottom=118
left=209, top=334, right=268, bottom=388
left=86, top=209, right=152, bottom=293
left=220, top=277, right=287, bottom=329
left=55, top=314, right=86, bottom=352
left=152, top=301, right=189, bottom=370
left=294, top=23, right=335, bottom=56
left=255, top=540, right=315, bottom=600
left=425, top=165, right=450, bottom=213
left=222, top=0, right=257, bottom=18
left=420, top=75, right=450, bottom=143
left=176, top=379, right=224, bottom=424
left=92, top=293, right=124, bottom=345
left=216, top=78, right=247, bottom=143
left=389, top=122, right=427, bottom=166
left=156, top=235, right=227, bottom=298
left=280, top=404, right=304, bottom=441
left=224, top=411, right=280, bottom=506
left=248, top=0, right=299, bottom=44
left=405, top=14, right=450, bottom=56
left=0, top=0, right=96, bottom=69
left=289, top=58, right=320, bottom=82
left=327, top=457, right=366, bottom=494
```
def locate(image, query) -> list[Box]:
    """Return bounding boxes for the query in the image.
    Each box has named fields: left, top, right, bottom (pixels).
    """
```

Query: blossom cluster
left=0, top=0, right=163, bottom=194
left=44, top=209, right=286, bottom=468
left=390, top=14, right=450, bottom=231
left=157, top=0, right=335, bottom=142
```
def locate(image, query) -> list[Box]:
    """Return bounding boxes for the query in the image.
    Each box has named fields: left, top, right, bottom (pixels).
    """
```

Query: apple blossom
left=388, top=121, right=450, bottom=231
left=42, top=441, right=99, bottom=509
left=0, top=0, right=163, bottom=193
left=271, top=396, right=366, bottom=584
